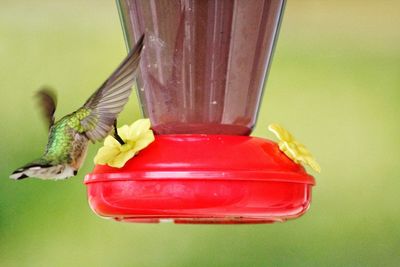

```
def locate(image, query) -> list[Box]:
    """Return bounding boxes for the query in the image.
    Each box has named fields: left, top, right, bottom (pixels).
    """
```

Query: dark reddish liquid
left=118, top=0, right=285, bottom=135
left=152, top=123, right=252, bottom=135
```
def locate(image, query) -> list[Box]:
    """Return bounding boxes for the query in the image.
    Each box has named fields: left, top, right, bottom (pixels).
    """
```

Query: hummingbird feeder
left=85, top=0, right=316, bottom=224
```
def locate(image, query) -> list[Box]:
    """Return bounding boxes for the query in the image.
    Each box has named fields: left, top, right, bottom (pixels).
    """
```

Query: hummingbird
left=10, top=35, right=144, bottom=181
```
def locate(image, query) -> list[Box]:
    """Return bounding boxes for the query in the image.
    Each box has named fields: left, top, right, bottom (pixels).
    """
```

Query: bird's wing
left=36, top=88, right=57, bottom=129
left=78, top=34, right=144, bottom=142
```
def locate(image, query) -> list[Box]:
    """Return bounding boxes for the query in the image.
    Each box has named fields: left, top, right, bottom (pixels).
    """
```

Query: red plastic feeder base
left=84, top=135, right=315, bottom=224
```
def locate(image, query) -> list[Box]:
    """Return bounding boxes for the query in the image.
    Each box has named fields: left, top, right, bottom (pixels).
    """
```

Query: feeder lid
left=85, top=135, right=315, bottom=185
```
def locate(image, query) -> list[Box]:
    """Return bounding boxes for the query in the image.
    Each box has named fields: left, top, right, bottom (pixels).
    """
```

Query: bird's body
left=10, top=35, right=144, bottom=180
left=19, top=112, right=91, bottom=180
left=45, top=110, right=90, bottom=169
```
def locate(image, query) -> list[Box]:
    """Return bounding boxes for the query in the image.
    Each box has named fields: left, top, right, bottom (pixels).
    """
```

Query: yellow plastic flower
left=268, top=123, right=321, bottom=173
left=94, top=119, right=155, bottom=168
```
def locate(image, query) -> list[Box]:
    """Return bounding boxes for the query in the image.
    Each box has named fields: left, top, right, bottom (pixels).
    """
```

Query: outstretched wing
left=36, top=88, right=57, bottom=129
left=79, top=34, right=144, bottom=142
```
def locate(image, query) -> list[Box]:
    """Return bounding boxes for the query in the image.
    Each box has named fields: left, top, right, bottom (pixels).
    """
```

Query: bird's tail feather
left=10, top=159, right=53, bottom=180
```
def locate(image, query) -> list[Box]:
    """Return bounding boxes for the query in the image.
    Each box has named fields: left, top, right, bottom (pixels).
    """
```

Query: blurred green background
left=1, top=0, right=399, bottom=266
